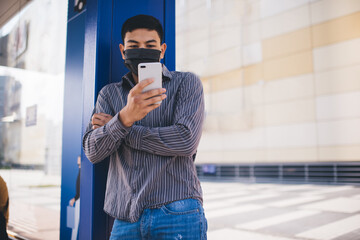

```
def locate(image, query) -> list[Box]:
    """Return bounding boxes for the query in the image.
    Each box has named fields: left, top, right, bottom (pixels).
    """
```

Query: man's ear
left=119, top=44, right=125, bottom=60
left=160, top=43, right=167, bottom=59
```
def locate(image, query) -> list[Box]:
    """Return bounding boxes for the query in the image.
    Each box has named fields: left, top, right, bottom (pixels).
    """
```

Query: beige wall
left=176, top=0, right=360, bottom=164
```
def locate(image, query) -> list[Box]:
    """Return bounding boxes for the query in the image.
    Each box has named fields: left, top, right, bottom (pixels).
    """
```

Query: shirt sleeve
left=0, top=176, right=9, bottom=224
left=124, top=73, right=205, bottom=157
left=82, top=86, right=131, bottom=164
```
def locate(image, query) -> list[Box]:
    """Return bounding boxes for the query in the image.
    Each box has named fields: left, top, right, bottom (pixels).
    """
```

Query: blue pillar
left=60, top=0, right=86, bottom=239
left=61, top=0, right=176, bottom=239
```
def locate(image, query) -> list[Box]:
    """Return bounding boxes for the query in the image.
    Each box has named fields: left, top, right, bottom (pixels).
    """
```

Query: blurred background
left=0, top=0, right=66, bottom=239
left=0, top=0, right=359, bottom=239
left=176, top=0, right=360, bottom=183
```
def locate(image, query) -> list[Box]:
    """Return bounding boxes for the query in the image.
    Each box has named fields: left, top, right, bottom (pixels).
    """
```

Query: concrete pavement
left=202, top=182, right=360, bottom=240
left=1, top=169, right=360, bottom=239
left=0, top=170, right=60, bottom=240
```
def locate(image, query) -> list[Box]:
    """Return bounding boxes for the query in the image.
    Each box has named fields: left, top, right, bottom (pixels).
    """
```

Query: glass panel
left=0, top=1, right=67, bottom=239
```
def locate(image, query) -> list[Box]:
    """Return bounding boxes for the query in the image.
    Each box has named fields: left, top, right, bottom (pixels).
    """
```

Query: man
left=68, top=155, right=81, bottom=240
left=83, top=15, right=207, bottom=239
left=69, top=155, right=81, bottom=208
left=0, top=175, right=9, bottom=240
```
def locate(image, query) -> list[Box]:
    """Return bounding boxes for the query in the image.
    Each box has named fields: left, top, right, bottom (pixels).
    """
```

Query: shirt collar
left=162, top=65, right=172, bottom=80
left=122, top=64, right=172, bottom=89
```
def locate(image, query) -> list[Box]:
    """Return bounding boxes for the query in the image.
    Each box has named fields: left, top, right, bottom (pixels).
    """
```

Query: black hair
left=121, top=15, right=164, bottom=43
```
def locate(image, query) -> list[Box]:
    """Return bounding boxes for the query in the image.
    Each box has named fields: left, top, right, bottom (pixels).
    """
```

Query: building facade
left=176, top=0, right=360, bottom=182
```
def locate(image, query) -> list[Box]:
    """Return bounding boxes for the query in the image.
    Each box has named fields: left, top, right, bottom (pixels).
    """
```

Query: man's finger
left=98, top=113, right=112, bottom=118
left=92, top=113, right=104, bottom=121
left=92, top=117, right=108, bottom=125
left=132, top=78, right=154, bottom=94
left=92, top=118, right=101, bottom=125
left=141, top=88, right=166, bottom=100
left=92, top=117, right=102, bottom=124
left=143, top=94, right=167, bottom=106
left=145, top=103, right=161, bottom=113
left=92, top=113, right=111, bottom=123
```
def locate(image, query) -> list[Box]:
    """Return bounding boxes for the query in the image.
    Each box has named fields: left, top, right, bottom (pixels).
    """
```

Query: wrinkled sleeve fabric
left=0, top=176, right=9, bottom=224
left=82, top=86, right=131, bottom=164
left=125, top=73, right=205, bottom=157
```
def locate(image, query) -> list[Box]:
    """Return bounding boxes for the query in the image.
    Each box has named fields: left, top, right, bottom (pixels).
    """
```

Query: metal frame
left=60, top=0, right=87, bottom=239
left=196, top=162, right=360, bottom=185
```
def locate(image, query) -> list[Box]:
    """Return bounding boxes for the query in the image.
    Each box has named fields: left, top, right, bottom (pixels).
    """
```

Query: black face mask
left=123, top=48, right=161, bottom=76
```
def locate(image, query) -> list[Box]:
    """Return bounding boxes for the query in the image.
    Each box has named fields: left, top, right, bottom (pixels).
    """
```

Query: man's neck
left=132, top=72, right=138, bottom=84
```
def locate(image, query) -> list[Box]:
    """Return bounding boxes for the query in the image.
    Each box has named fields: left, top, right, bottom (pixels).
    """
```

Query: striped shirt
left=83, top=65, right=205, bottom=223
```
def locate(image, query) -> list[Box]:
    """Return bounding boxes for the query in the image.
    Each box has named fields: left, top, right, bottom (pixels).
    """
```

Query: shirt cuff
left=106, top=112, right=131, bottom=142
left=125, top=125, right=146, bottom=149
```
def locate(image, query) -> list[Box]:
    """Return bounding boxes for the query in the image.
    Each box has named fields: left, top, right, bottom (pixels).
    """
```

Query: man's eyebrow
left=126, top=39, right=157, bottom=44
left=127, top=40, right=139, bottom=43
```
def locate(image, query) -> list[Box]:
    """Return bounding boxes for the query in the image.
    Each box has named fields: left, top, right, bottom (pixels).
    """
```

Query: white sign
left=25, top=105, right=37, bottom=127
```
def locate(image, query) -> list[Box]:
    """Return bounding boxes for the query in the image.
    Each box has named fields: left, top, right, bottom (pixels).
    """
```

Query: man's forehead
left=124, top=29, right=160, bottom=42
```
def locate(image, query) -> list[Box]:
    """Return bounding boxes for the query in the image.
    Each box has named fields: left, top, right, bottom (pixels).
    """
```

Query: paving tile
left=300, top=197, right=360, bottom=213
left=236, top=210, right=319, bottom=230
left=296, top=214, right=360, bottom=240
left=259, top=211, right=350, bottom=236
left=208, top=228, right=297, bottom=240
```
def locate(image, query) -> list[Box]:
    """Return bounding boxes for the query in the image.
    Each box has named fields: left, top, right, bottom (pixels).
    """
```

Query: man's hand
left=119, top=79, right=167, bottom=127
left=92, top=113, right=113, bottom=129
left=69, top=198, right=75, bottom=207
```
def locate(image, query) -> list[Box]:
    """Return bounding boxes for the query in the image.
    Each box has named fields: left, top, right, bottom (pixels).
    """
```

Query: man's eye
left=129, top=45, right=138, bottom=48
left=146, top=45, right=156, bottom=48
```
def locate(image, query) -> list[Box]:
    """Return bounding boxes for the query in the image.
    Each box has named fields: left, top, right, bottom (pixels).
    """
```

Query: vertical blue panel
left=60, top=9, right=86, bottom=240
left=80, top=0, right=113, bottom=239
left=164, top=0, right=176, bottom=70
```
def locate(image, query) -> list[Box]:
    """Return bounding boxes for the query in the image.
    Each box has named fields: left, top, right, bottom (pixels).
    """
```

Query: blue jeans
left=110, top=198, right=207, bottom=240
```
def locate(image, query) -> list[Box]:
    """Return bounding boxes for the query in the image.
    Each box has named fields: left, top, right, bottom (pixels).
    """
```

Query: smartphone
left=138, top=62, right=162, bottom=104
